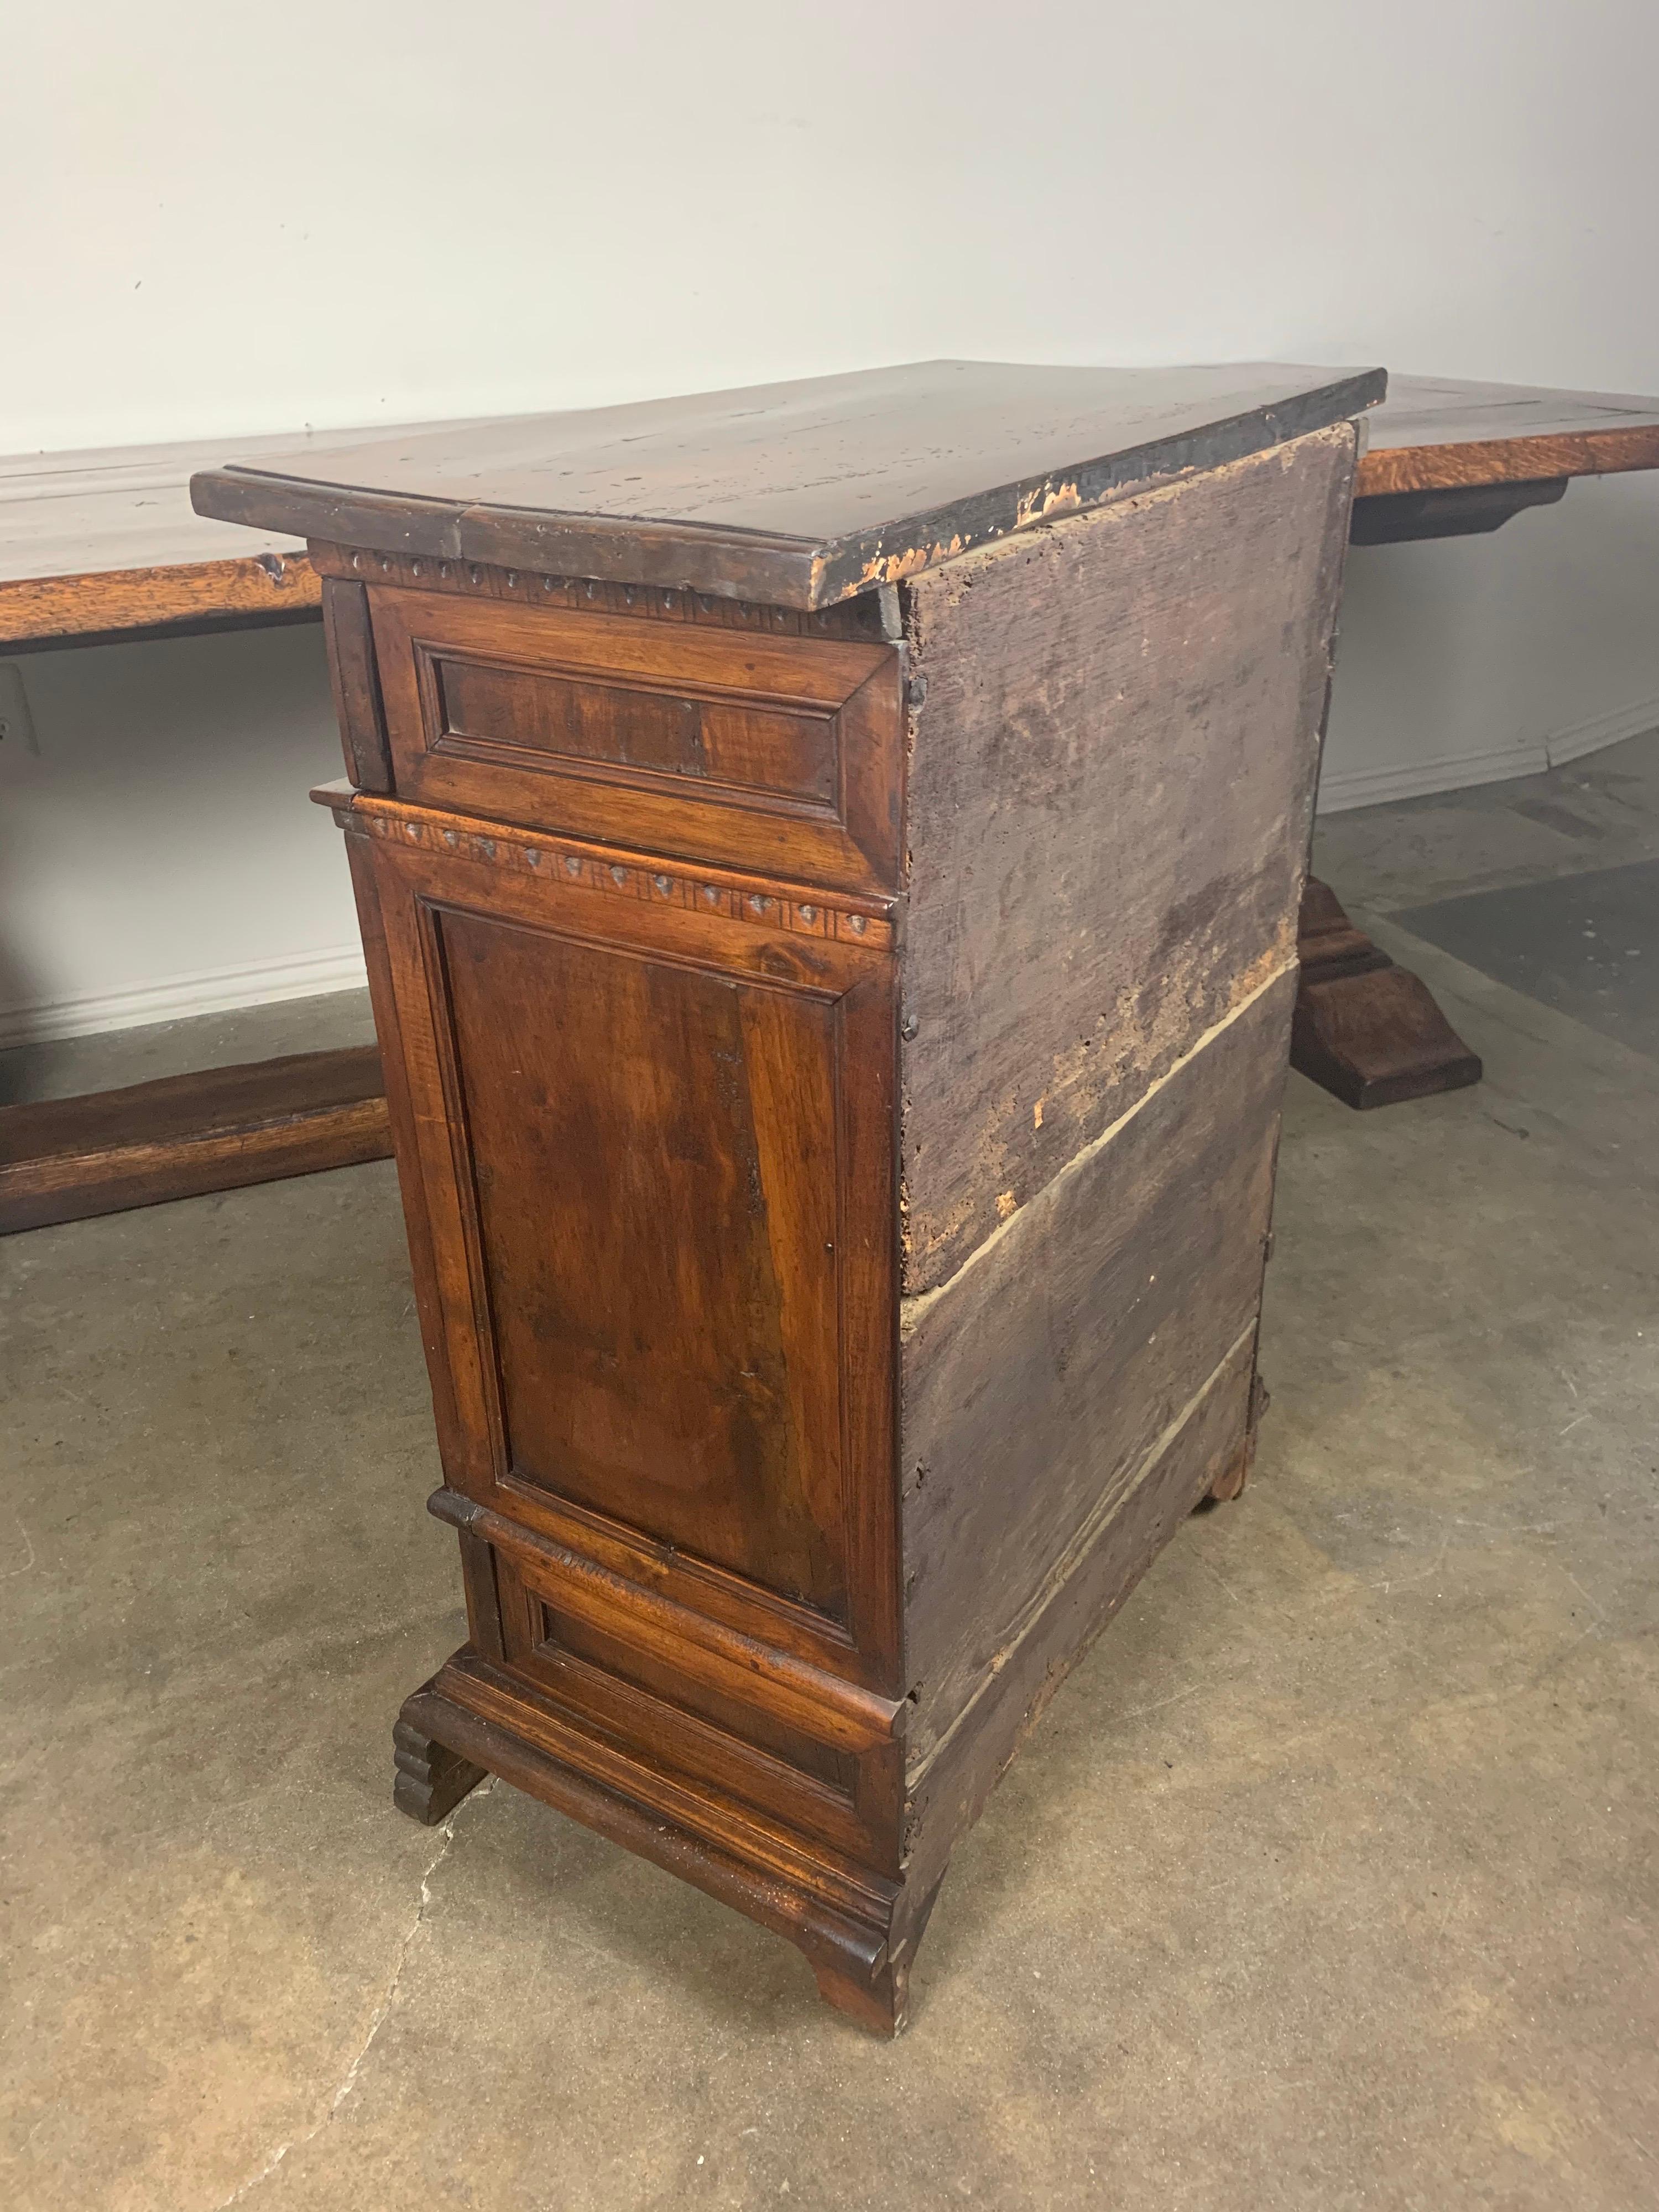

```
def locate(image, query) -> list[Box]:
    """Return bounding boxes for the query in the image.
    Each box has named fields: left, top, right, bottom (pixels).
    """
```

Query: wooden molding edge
left=0, top=551, right=320, bottom=649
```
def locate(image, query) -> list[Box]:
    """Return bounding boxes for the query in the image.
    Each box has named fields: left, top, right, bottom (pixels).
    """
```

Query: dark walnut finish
left=1299, top=372, right=1659, bottom=1111
left=195, top=361, right=1376, bottom=2032
left=1292, top=878, right=1480, bottom=1109
left=0, top=1047, right=390, bottom=1235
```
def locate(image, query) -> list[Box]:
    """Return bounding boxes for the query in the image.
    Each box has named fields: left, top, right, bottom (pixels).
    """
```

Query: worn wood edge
left=321, top=576, right=395, bottom=792
left=306, top=540, right=896, bottom=641
left=400, top=1677, right=902, bottom=1999
left=1355, top=425, right=1659, bottom=497
left=0, top=1088, right=390, bottom=1233
left=899, top=958, right=1296, bottom=1338
left=905, top=1322, right=1256, bottom=1790
left=427, top=1488, right=906, bottom=1754
left=816, top=371, right=1383, bottom=603
left=314, top=782, right=899, bottom=944
left=194, top=372, right=1384, bottom=612
left=899, top=1334, right=1254, bottom=1902
left=0, top=550, right=319, bottom=646
left=423, top=1652, right=904, bottom=1922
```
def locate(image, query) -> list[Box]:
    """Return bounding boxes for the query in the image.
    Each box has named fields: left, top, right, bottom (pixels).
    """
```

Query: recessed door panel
left=438, top=907, right=849, bottom=1616
left=353, top=808, right=901, bottom=1679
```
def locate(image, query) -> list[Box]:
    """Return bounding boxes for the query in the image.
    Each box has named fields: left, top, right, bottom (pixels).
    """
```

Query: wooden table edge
left=0, top=549, right=319, bottom=649
left=1357, top=424, right=1659, bottom=498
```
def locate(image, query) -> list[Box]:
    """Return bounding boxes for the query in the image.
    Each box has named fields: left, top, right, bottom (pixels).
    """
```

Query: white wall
left=4, top=1, right=1657, bottom=1034
left=0, top=627, right=351, bottom=1044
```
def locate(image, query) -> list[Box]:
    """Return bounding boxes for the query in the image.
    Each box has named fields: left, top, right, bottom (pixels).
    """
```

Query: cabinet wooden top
left=1357, top=374, right=1659, bottom=497
left=191, top=359, right=1383, bottom=611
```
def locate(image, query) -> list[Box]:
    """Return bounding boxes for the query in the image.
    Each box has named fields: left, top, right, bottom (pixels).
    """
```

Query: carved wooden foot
left=812, top=1949, right=912, bottom=2036
left=811, top=1874, right=946, bottom=2037
left=393, top=1702, right=488, bottom=1825
left=1292, top=877, right=1481, bottom=1109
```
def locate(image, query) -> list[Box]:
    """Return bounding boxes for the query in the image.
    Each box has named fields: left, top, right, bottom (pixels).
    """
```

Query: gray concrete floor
left=4, top=752, right=1657, bottom=2210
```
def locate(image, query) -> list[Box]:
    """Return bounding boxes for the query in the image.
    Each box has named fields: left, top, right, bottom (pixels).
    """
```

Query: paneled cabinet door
left=347, top=813, right=904, bottom=1692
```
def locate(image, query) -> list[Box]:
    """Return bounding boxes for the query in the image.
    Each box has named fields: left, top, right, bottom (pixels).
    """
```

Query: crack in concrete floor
left=216, top=1783, right=496, bottom=2210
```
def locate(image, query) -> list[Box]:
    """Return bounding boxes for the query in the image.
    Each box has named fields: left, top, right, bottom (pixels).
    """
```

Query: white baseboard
left=1542, top=695, right=1659, bottom=770
left=1316, top=694, right=1659, bottom=815
left=0, top=944, right=369, bottom=1050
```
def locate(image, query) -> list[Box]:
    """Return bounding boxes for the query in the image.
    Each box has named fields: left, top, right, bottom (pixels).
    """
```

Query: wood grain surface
left=363, top=584, right=903, bottom=890
left=192, top=359, right=1383, bottom=609
left=899, top=425, right=1355, bottom=1292
left=344, top=792, right=903, bottom=1683
left=0, top=418, right=485, bottom=645
left=0, top=1046, right=390, bottom=1233
left=1357, top=374, right=1659, bottom=496
left=900, top=969, right=1293, bottom=1767
left=900, top=1328, right=1258, bottom=1907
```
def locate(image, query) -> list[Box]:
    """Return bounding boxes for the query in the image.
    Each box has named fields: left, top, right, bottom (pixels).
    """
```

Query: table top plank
left=14, top=369, right=1657, bottom=644
left=1357, top=375, right=1659, bottom=496
left=190, top=359, right=1384, bottom=610
left=0, top=420, right=488, bottom=646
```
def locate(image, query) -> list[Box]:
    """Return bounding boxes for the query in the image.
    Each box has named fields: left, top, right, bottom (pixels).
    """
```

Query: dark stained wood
left=1292, top=872, right=1486, bottom=1110
left=321, top=577, right=394, bottom=792
left=437, top=909, right=854, bottom=1619
left=397, top=1671, right=909, bottom=2030
left=191, top=359, right=1384, bottom=611
left=392, top=1706, right=488, bottom=1825
left=342, top=782, right=902, bottom=1683
left=1291, top=877, right=1482, bottom=1109
left=306, top=540, right=894, bottom=641
left=1356, top=374, right=1659, bottom=498
left=365, top=585, right=903, bottom=890
left=1292, top=963, right=1485, bottom=1109
left=1348, top=477, right=1567, bottom=546
left=899, top=425, right=1355, bottom=1292
left=196, top=364, right=1373, bottom=2032
left=0, top=1047, right=391, bottom=1234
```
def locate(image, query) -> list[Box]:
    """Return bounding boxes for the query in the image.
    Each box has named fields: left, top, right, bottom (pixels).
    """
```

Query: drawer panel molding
left=367, top=587, right=903, bottom=890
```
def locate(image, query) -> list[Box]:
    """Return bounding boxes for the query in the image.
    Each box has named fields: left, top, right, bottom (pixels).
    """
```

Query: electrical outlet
left=0, top=662, right=39, bottom=755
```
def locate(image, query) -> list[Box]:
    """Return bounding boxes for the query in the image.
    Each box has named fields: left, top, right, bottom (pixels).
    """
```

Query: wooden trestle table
left=1301, top=374, right=1659, bottom=1107
left=0, top=431, right=394, bottom=1228
left=11, top=373, right=1657, bottom=1233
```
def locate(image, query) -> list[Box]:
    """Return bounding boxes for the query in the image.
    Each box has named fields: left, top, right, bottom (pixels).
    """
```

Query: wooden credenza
left=193, top=360, right=1380, bottom=2032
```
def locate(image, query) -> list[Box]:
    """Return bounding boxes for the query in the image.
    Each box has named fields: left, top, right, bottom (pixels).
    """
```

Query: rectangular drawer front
left=367, top=587, right=902, bottom=891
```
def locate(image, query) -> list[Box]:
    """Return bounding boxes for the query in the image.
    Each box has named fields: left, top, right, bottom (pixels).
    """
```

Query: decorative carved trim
left=319, top=785, right=897, bottom=948
left=306, top=540, right=892, bottom=643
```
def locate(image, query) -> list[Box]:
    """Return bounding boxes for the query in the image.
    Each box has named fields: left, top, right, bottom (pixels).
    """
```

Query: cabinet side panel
left=899, top=422, right=1355, bottom=1295
left=899, top=969, right=1292, bottom=1759
left=901, top=1332, right=1255, bottom=1901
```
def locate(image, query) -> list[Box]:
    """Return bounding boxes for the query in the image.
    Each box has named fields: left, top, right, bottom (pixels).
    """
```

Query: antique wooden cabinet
left=193, top=361, right=1380, bottom=2032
